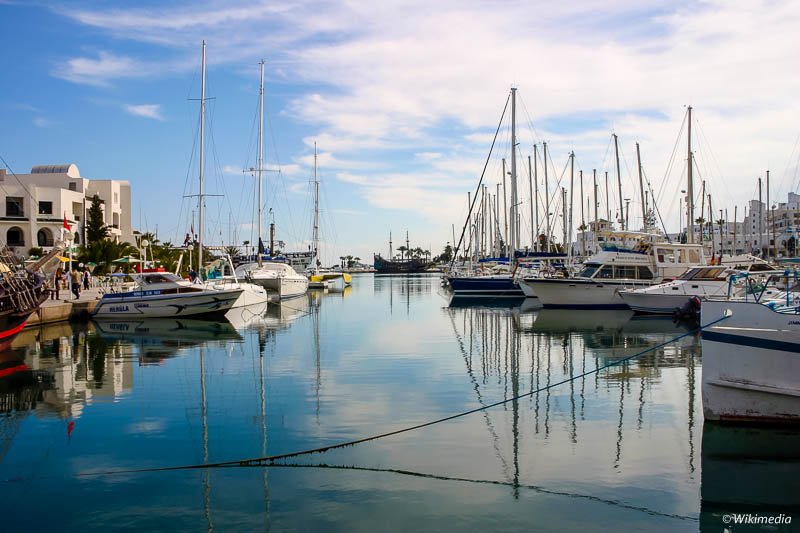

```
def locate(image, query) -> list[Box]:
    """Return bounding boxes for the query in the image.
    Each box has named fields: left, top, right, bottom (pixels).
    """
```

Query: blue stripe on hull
left=702, top=330, right=800, bottom=353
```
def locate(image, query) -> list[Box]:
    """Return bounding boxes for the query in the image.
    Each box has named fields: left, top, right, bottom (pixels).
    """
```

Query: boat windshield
left=141, top=273, right=183, bottom=284
left=679, top=267, right=726, bottom=281
left=578, top=266, right=598, bottom=278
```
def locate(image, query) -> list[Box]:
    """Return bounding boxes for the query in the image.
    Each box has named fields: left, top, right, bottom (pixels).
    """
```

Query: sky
left=1, top=0, right=800, bottom=265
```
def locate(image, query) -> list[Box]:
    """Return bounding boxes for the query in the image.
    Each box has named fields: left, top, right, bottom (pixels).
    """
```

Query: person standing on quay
left=53, top=266, right=62, bottom=300
left=82, top=269, right=90, bottom=290
left=70, top=268, right=81, bottom=299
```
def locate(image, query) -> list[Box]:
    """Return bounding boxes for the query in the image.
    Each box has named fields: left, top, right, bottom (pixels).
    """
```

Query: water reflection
left=700, top=423, right=800, bottom=531
left=0, top=276, right=796, bottom=530
left=444, top=295, right=703, bottom=482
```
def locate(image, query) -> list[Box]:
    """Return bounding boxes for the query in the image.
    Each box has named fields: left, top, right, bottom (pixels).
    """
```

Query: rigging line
left=174, top=112, right=202, bottom=244
left=784, top=131, right=800, bottom=193
left=656, top=112, right=687, bottom=205
left=641, top=168, right=671, bottom=241
left=450, top=92, right=511, bottom=269
left=74, top=313, right=730, bottom=476
left=254, top=462, right=693, bottom=522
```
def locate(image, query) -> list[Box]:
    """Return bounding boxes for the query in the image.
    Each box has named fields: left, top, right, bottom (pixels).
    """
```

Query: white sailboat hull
left=701, top=299, right=800, bottom=423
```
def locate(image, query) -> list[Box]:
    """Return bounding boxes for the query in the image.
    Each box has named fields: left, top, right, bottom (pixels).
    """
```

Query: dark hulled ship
left=373, top=232, right=431, bottom=274
left=0, top=248, right=50, bottom=351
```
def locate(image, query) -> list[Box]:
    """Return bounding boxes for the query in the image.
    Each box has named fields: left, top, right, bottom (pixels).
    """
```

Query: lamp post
left=187, top=244, right=194, bottom=273
left=141, top=239, right=150, bottom=271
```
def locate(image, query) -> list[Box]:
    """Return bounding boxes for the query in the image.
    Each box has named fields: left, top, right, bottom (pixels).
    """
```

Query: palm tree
left=339, top=256, right=346, bottom=268
left=397, top=245, right=407, bottom=261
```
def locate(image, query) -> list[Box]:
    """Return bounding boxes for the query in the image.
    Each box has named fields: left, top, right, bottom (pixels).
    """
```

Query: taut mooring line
left=76, top=313, right=729, bottom=477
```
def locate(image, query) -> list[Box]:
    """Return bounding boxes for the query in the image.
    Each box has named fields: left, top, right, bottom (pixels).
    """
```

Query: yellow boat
left=308, top=271, right=352, bottom=285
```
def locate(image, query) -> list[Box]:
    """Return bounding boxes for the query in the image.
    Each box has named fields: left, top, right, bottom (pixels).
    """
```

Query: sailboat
left=234, top=60, right=309, bottom=300
left=306, top=143, right=351, bottom=288
left=447, top=87, right=525, bottom=297
left=94, top=42, right=243, bottom=318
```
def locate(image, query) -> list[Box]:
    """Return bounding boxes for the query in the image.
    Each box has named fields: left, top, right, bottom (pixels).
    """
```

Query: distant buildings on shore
left=0, top=163, right=133, bottom=256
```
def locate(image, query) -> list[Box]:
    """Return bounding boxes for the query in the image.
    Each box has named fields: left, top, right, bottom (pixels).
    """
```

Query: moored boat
left=701, top=282, right=800, bottom=423
left=93, top=272, right=242, bottom=318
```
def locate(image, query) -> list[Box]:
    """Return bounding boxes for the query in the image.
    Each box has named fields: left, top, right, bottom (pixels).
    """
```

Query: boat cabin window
left=578, top=266, right=598, bottom=278
left=678, top=250, right=687, bottom=264
left=656, top=248, right=676, bottom=263
left=679, top=268, right=702, bottom=280
left=637, top=266, right=654, bottom=280
left=614, top=265, right=636, bottom=279
left=749, top=263, right=774, bottom=272
left=596, top=265, right=613, bottom=279
left=688, top=249, right=701, bottom=263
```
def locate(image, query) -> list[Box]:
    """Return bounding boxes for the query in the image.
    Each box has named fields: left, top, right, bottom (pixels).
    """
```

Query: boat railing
left=728, top=269, right=800, bottom=305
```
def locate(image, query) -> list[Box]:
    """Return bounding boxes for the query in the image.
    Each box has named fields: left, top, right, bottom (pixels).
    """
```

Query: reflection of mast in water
left=200, top=346, right=213, bottom=532
left=580, top=342, right=586, bottom=420
left=614, top=363, right=625, bottom=470
left=686, top=344, right=696, bottom=474
left=510, top=322, right=520, bottom=499
left=313, top=294, right=322, bottom=423
left=568, top=335, right=577, bottom=444
left=446, top=308, right=511, bottom=478
left=258, top=340, right=271, bottom=529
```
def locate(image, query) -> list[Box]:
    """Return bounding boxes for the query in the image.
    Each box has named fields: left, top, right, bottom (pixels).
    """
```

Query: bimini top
left=31, top=164, right=81, bottom=178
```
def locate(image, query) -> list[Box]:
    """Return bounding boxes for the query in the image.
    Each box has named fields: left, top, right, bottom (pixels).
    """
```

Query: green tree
left=86, top=194, right=109, bottom=245
left=397, top=245, right=407, bottom=260
left=28, top=247, right=43, bottom=258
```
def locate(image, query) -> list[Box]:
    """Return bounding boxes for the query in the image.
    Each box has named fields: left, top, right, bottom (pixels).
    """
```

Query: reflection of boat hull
left=0, top=312, right=35, bottom=352
left=520, top=278, right=651, bottom=309
left=448, top=276, right=524, bottom=296
left=528, top=308, right=634, bottom=332
left=700, top=423, right=800, bottom=530
left=93, top=289, right=243, bottom=318
left=702, top=299, right=800, bottom=423
left=92, top=317, right=242, bottom=342
left=447, top=296, right=526, bottom=309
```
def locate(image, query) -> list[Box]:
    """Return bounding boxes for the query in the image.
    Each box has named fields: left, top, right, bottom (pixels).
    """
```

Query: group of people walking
left=50, top=266, right=92, bottom=300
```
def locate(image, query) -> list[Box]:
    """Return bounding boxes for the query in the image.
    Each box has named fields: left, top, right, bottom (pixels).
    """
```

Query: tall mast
left=198, top=40, right=206, bottom=277
left=686, top=106, right=694, bottom=244
left=605, top=171, right=610, bottom=223
left=534, top=145, right=540, bottom=250
left=758, top=177, right=763, bottom=253
left=543, top=142, right=550, bottom=252
left=258, top=60, right=264, bottom=251
left=568, top=151, right=574, bottom=256
left=528, top=155, right=534, bottom=251
left=502, top=158, right=508, bottom=256
left=593, top=169, right=598, bottom=253
left=312, top=142, right=319, bottom=272
left=636, top=142, right=646, bottom=230
left=510, top=87, right=518, bottom=260
left=613, top=134, right=623, bottom=231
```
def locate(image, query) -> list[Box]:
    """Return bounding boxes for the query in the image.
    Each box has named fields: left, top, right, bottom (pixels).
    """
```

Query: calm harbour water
left=1, top=273, right=798, bottom=532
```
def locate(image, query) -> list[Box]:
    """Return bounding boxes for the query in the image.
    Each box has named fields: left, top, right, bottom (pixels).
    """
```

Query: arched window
left=73, top=232, right=80, bottom=245
left=7, top=227, right=24, bottom=247
left=37, top=228, right=54, bottom=247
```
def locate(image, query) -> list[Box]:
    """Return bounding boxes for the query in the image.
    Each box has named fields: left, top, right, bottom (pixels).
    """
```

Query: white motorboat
left=236, top=261, right=309, bottom=299
left=204, top=256, right=270, bottom=308
left=701, top=277, right=800, bottom=423
left=93, top=272, right=243, bottom=318
left=619, top=258, right=779, bottom=314
left=519, top=240, right=707, bottom=309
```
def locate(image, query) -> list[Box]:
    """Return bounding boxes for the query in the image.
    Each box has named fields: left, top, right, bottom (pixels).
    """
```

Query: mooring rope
left=76, top=313, right=729, bottom=477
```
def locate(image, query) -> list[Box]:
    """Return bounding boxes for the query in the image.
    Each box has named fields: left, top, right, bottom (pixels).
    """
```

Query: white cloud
left=123, top=104, right=164, bottom=121
left=49, top=0, right=800, bottom=246
left=33, top=117, right=53, bottom=128
left=53, top=51, right=148, bottom=87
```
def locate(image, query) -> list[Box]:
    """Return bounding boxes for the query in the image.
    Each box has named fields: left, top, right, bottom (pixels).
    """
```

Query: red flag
left=63, top=214, right=71, bottom=231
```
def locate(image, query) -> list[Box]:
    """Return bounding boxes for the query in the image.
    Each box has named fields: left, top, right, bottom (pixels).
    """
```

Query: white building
left=0, top=163, right=133, bottom=256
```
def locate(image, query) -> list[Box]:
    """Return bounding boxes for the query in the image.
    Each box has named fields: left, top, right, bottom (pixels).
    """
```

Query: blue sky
left=1, top=0, right=799, bottom=263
